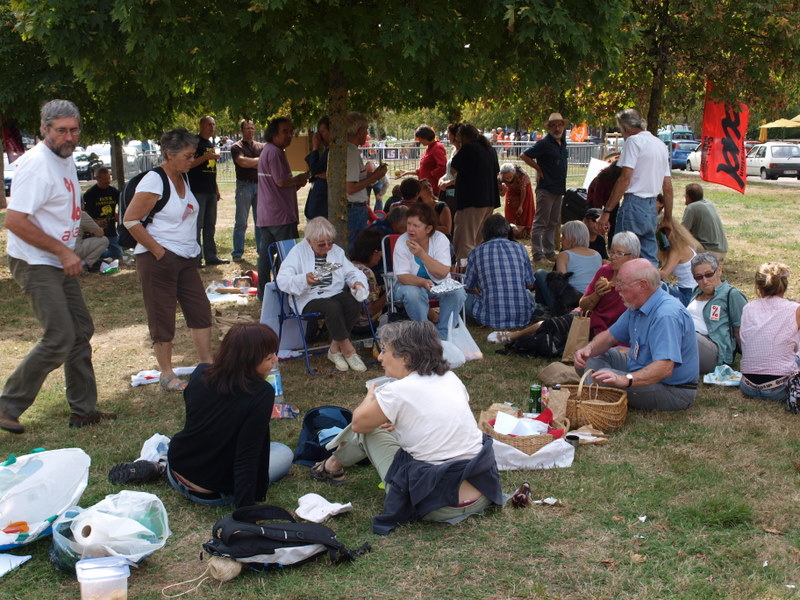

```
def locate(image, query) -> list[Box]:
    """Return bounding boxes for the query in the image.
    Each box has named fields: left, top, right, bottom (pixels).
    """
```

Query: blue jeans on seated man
left=394, top=282, right=467, bottom=341
left=165, top=442, right=294, bottom=507
left=232, top=180, right=262, bottom=260
left=101, top=235, right=124, bottom=260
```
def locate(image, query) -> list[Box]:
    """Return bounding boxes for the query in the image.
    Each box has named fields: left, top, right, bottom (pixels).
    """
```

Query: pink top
left=584, top=264, right=626, bottom=337
left=740, top=296, right=800, bottom=376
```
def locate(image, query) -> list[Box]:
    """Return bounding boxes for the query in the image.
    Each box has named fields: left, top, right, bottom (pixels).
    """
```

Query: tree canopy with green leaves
left=10, top=0, right=630, bottom=234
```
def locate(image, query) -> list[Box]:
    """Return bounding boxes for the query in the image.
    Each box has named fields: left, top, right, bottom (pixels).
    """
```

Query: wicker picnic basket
left=562, top=369, right=628, bottom=430
left=478, top=403, right=570, bottom=456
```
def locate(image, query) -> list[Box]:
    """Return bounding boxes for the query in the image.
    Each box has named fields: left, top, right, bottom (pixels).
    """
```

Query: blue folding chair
left=268, top=239, right=379, bottom=375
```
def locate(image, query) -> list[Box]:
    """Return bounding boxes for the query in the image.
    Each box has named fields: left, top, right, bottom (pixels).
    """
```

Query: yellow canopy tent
left=759, top=118, right=800, bottom=141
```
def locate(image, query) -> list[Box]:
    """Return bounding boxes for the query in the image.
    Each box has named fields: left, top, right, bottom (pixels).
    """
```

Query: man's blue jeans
left=616, top=193, right=658, bottom=266
left=232, top=180, right=261, bottom=259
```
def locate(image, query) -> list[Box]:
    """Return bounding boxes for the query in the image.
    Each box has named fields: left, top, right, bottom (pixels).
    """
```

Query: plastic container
left=267, top=364, right=284, bottom=402
left=75, top=556, right=130, bottom=600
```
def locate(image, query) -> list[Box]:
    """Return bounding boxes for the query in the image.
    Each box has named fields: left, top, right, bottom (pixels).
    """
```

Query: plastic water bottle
left=267, top=363, right=284, bottom=402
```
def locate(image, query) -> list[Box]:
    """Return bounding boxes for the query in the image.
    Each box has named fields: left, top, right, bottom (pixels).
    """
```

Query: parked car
left=746, top=142, right=800, bottom=180
left=73, top=151, right=104, bottom=180
left=671, top=141, right=700, bottom=170
left=4, top=155, right=19, bottom=196
left=686, top=140, right=763, bottom=172
left=685, top=147, right=702, bottom=172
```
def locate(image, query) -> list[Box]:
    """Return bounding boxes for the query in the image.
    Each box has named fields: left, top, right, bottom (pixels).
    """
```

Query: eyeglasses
left=609, top=251, right=632, bottom=258
left=313, top=240, right=334, bottom=249
left=51, top=127, right=80, bottom=137
left=693, top=269, right=718, bottom=281
left=614, top=278, right=642, bottom=290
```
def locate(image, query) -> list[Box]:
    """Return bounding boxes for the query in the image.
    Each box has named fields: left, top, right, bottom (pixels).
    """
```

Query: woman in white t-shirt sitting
left=310, top=320, right=502, bottom=534
left=123, top=128, right=213, bottom=392
left=392, top=203, right=465, bottom=341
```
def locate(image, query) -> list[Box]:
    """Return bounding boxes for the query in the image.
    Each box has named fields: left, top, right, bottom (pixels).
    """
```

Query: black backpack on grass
left=117, top=167, right=176, bottom=249
left=202, top=505, right=371, bottom=569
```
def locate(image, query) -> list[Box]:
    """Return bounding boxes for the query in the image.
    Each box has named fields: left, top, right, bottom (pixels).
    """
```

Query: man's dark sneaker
left=108, top=460, right=164, bottom=485
left=232, top=256, right=244, bottom=263
left=0, top=411, right=24, bottom=434
left=205, top=257, right=230, bottom=266
left=69, top=410, right=117, bottom=428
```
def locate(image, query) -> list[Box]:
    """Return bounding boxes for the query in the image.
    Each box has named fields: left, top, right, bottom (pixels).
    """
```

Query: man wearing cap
left=597, top=108, right=672, bottom=267
left=583, top=208, right=608, bottom=260
left=522, top=113, right=569, bottom=262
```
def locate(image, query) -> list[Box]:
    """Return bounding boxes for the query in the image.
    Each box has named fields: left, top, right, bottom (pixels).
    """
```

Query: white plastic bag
left=138, top=434, right=171, bottom=464
left=447, top=314, right=483, bottom=361
left=50, top=490, right=171, bottom=573
left=0, top=448, right=90, bottom=550
left=441, top=340, right=466, bottom=369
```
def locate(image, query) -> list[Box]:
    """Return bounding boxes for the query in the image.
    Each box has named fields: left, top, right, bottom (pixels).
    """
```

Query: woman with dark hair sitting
left=311, top=320, right=503, bottom=535
left=392, top=203, right=466, bottom=340
left=109, top=323, right=293, bottom=508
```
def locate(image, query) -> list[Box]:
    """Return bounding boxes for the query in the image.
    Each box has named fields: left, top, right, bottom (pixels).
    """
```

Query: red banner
left=700, top=81, right=748, bottom=194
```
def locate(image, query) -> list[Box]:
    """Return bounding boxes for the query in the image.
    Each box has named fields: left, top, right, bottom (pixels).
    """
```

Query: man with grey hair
left=574, top=258, right=699, bottom=411
left=0, top=99, right=116, bottom=433
left=346, top=112, right=388, bottom=252
left=597, top=108, right=673, bottom=267
left=188, top=115, right=227, bottom=266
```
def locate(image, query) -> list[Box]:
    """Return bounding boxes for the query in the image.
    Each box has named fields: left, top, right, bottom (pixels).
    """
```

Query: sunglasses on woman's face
left=693, top=269, right=717, bottom=281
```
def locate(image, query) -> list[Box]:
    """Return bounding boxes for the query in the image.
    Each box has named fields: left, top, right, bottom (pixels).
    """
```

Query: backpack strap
left=142, top=166, right=172, bottom=226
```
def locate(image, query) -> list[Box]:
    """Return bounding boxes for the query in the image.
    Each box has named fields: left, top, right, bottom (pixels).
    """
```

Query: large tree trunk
left=110, top=134, right=125, bottom=188
left=0, top=135, right=6, bottom=209
left=326, top=64, right=349, bottom=247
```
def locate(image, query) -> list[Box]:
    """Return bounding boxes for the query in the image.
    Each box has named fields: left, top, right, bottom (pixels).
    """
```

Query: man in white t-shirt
left=346, top=112, right=387, bottom=252
left=597, top=108, right=673, bottom=266
left=0, top=100, right=116, bottom=434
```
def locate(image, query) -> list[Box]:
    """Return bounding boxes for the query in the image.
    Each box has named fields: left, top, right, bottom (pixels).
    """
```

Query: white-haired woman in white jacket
left=277, top=217, right=368, bottom=371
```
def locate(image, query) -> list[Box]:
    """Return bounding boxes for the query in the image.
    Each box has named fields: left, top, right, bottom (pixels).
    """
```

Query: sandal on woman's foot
left=310, top=459, right=346, bottom=486
left=487, top=331, right=512, bottom=344
left=160, top=374, right=187, bottom=392
left=108, top=460, right=164, bottom=484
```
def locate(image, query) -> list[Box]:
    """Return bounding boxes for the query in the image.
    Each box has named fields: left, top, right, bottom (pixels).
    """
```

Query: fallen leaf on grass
left=461, top=374, right=473, bottom=380
left=762, top=526, right=786, bottom=535
left=612, top=516, right=624, bottom=522
left=791, top=461, right=800, bottom=473
left=630, top=553, right=647, bottom=564
left=600, top=558, right=617, bottom=571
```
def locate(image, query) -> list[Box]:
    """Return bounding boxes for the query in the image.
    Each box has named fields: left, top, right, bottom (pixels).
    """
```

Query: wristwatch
left=602, top=208, right=613, bottom=214
left=625, top=373, right=634, bottom=387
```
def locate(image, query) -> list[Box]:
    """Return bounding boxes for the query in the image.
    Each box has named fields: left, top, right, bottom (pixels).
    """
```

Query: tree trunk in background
left=111, top=135, right=125, bottom=188
left=326, top=64, right=349, bottom=247
left=0, top=135, right=6, bottom=209
left=646, top=54, right=667, bottom=135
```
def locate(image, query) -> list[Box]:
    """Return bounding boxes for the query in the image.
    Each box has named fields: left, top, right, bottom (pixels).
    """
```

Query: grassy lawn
left=0, top=174, right=799, bottom=599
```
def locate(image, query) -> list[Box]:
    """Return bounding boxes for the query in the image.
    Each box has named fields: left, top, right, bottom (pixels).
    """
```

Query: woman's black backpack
left=202, top=505, right=370, bottom=568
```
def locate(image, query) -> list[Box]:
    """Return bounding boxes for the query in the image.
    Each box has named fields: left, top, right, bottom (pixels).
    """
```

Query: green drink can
left=529, top=384, right=542, bottom=413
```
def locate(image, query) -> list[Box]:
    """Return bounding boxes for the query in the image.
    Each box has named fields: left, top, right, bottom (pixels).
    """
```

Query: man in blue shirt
left=464, top=214, right=535, bottom=329
left=574, top=259, right=698, bottom=411
left=522, top=112, right=569, bottom=262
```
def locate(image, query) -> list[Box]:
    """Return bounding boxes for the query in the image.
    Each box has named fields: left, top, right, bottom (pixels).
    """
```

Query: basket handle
left=576, top=369, right=594, bottom=397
